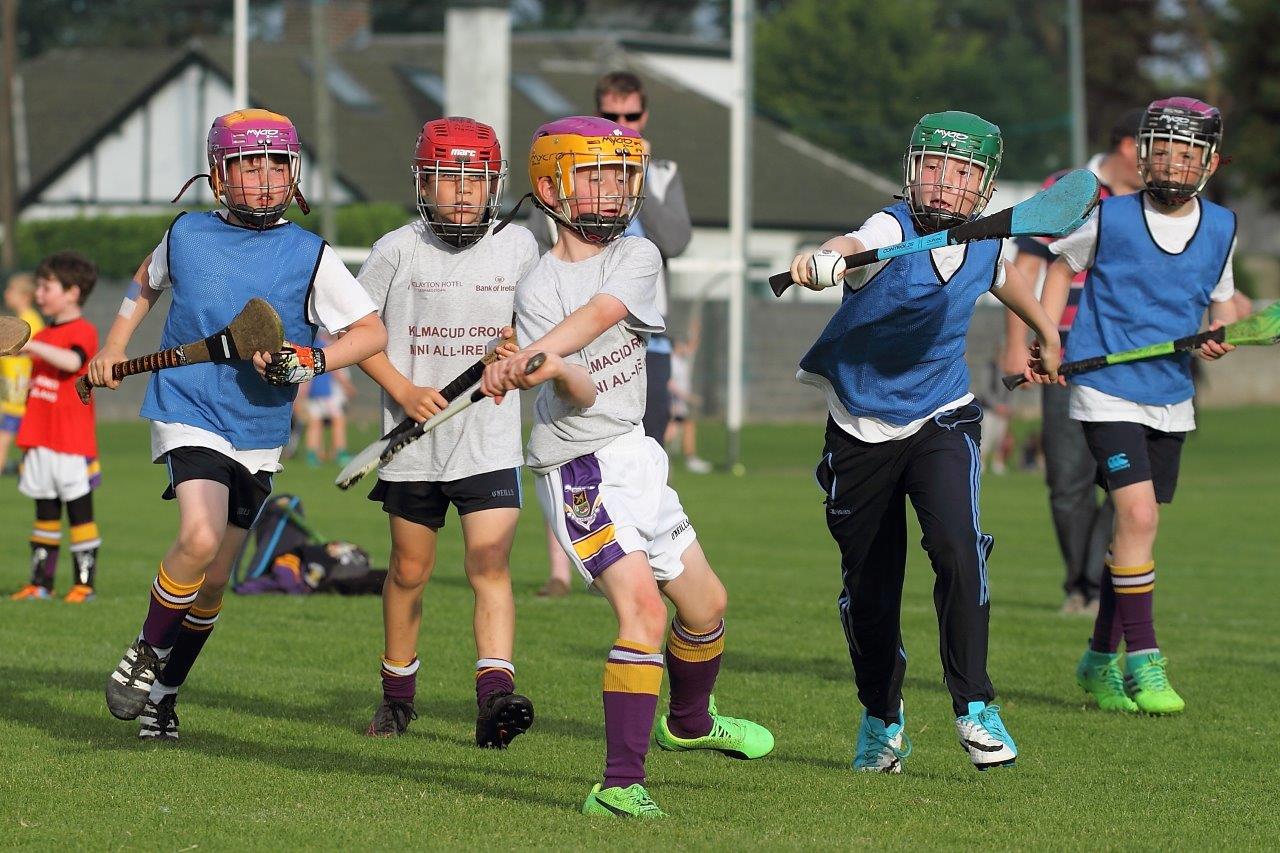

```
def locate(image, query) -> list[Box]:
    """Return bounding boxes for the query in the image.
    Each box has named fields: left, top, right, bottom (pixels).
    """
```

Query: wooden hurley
left=76, top=297, right=284, bottom=404
left=0, top=316, right=32, bottom=356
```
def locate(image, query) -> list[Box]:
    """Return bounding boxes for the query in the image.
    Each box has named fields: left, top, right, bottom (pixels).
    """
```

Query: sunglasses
left=599, top=111, right=644, bottom=123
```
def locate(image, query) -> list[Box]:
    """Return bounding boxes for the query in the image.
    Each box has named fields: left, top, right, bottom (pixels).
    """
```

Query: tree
left=754, top=0, right=1070, bottom=182
left=1220, top=0, right=1280, bottom=207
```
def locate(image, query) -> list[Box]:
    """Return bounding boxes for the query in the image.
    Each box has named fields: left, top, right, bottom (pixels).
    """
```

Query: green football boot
left=581, top=783, right=667, bottom=818
left=1124, top=651, right=1185, bottom=715
left=1076, top=649, right=1139, bottom=713
left=654, top=695, right=775, bottom=759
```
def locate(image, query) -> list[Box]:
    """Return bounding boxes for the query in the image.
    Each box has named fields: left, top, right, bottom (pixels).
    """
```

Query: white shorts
left=536, top=429, right=697, bottom=587
left=19, top=447, right=100, bottom=501
left=306, top=388, right=346, bottom=421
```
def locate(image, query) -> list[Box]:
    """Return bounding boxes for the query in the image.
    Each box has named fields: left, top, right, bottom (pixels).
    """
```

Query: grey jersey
left=358, top=220, right=539, bottom=481
left=519, top=237, right=664, bottom=474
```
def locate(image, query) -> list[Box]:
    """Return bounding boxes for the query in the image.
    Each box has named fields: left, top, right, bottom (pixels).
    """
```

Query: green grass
left=2, top=411, right=1277, bottom=849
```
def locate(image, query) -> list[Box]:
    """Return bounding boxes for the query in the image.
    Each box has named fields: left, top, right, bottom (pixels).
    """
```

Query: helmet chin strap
left=492, top=192, right=535, bottom=235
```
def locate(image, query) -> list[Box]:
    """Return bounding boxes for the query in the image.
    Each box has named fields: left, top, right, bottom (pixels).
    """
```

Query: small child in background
left=10, top=252, right=101, bottom=603
left=665, top=318, right=711, bottom=474
left=0, top=273, right=46, bottom=475
left=302, top=335, right=355, bottom=466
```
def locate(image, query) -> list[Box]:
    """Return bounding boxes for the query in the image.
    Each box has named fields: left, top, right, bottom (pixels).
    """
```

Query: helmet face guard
left=902, top=111, right=1002, bottom=234
left=206, top=109, right=303, bottom=229
left=1138, top=97, right=1222, bottom=206
left=528, top=117, right=647, bottom=244
left=413, top=117, right=506, bottom=248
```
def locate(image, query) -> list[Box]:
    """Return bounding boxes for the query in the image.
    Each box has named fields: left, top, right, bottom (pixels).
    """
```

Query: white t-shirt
left=357, top=221, right=539, bottom=481
left=146, top=213, right=377, bottom=472
left=1049, top=195, right=1235, bottom=432
left=801, top=211, right=1006, bottom=443
left=519, top=237, right=664, bottom=473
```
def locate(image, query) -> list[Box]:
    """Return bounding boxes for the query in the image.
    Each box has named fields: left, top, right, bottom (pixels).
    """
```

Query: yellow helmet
left=528, top=116, right=647, bottom=243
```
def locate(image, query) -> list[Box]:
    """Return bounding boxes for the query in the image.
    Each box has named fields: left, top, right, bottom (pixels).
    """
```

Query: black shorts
left=368, top=468, right=522, bottom=530
left=160, top=446, right=274, bottom=529
left=1082, top=421, right=1186, bottom=504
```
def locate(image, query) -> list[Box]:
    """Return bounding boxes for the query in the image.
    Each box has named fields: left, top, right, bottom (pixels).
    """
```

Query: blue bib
left=799, top=203, right=1003, bottom=426
left=140, top=211, right=322, bottom=448
left=1068, top=193, right=1235, bottom=405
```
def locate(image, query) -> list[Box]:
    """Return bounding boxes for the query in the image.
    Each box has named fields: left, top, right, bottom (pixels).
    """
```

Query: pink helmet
left=199, top=109, right=306, bottom=228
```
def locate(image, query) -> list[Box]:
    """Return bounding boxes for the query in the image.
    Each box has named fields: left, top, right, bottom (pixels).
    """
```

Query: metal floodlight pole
left=1067, top=0, right=1087, bottom=165
left=311, top=0, right=336, bottom=241
left=233, top=0, right=248, bottom=109
left=0, top=0, right=18, bottom=271
left=726, top=0, right=753, bottom=474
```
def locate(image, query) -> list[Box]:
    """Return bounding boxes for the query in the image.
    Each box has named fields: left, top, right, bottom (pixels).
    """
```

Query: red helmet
left=412, top=117, right=507, bottom=248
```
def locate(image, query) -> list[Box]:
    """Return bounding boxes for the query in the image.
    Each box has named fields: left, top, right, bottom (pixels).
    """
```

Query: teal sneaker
left=654, top=695, right=774, bottom=759
left=1076, top=649, right=1139, bottom=712
left=581, top=783, right=667, bottom=818
left=1124, top=651, right=1185, bottom=715
left=854, top=706, right=911, bottom=773
left=955, top=701, right=1017, bottom=770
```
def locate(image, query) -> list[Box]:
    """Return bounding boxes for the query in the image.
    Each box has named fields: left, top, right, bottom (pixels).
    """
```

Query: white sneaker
left=955, top=701, right=1017, bottom=770
left=685, top=456, right=713, bottom=474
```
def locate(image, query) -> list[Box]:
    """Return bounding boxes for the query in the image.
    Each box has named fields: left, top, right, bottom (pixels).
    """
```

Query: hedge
left=16, top=203, right=415, bottom=280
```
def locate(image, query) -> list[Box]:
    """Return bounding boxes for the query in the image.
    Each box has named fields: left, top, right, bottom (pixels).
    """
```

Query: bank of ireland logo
left=1106, top=452, right=1131, bottom=473
left=564, top=485, right=603, bottom=530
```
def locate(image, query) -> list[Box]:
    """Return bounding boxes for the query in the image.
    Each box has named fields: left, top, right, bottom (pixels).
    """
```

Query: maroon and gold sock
left=1111, top=560, right=1157, bottom=652
left=664, top=618, right=724, bottom=738
left=381, top=656, right=419, bottom=702
left=602, top=639, right=663, bottom=790
left=141, top=563, right=202, bottom=653
left=29, top=519, right=61, bottom=589
left=475, top=658, right=515, bottom=708
left=157, top=602, right=221, bottom=691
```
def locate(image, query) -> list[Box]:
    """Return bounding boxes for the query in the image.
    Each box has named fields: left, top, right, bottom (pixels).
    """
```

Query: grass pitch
left=1, top=410, right=1277, bottom=849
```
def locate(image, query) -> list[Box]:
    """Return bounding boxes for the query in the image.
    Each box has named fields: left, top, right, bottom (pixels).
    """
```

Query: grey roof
left=18, top=32, right=893, bottom=230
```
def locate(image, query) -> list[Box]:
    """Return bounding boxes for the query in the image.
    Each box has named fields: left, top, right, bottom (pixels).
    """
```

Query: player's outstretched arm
left=789, top=235, right=866, bottom=291
left=522, top=294, right=631, bottom=358
left=1001, top=251, right=1043, bottom=377
left=88, top=255, right=165, bottom=389
left=258, top=312, right=387, bottom=387
left=993, top=260, right=1060, bottom=383
left=318, top=312, right=387, bottom=370
left=480, top=350, right=595, bottom=408
left=1039, top=257, right=1075, bottom=332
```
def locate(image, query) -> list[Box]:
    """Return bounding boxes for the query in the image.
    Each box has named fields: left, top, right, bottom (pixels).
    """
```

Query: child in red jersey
left=10, top=252, right=101, bottom=603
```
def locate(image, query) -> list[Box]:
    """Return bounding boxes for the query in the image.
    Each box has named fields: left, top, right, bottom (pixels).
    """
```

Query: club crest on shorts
left=563, top=485, right=603, bottom=530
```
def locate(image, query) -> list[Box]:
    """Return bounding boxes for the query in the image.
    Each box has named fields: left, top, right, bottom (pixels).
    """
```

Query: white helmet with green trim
left=903, top=111, right=1003, bottom=234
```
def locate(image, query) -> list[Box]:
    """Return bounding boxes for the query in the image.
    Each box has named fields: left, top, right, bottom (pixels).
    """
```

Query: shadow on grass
left=0, top=664, right=629, bottom=809
left=0, top=666, right=588, bottom=804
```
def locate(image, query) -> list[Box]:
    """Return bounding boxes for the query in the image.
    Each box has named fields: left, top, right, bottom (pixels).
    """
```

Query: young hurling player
left=11, top=253, right=101, bottom=603
left=481, top=117, right=773, bottom=818
left=90, top=109, right=386, bottom=740
left=1042, top=97, right=1237, bottom=716
left=356, top=117, right=539, bottom=746
left=789, top=112, right=1061, bottom=773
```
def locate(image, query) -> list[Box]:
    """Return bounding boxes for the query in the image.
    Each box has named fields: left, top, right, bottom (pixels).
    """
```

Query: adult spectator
left=1002, top=108, right=1144, bottom=616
